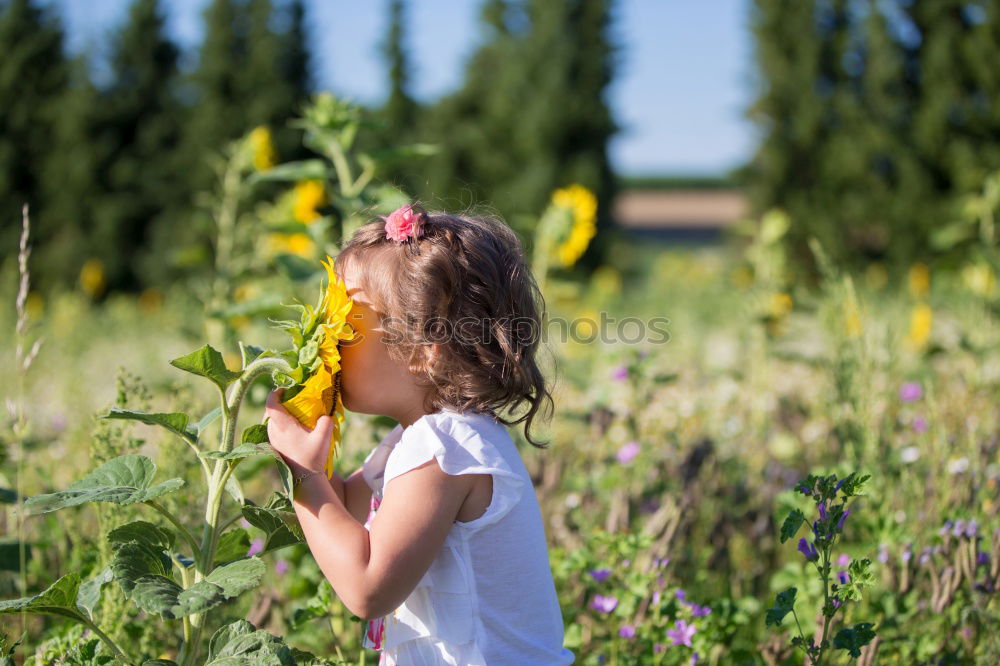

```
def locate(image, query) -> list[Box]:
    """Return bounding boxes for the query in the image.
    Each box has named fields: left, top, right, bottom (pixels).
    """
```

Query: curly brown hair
left=334, top=210, right=555, bottom=447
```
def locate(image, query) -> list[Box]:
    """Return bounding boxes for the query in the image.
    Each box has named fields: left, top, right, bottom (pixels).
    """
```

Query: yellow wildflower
left=267, top=232, right=315, bottom=258
left=962, top=262, right=996, bottom=297
left=138, top=288, right=162, bottom=312
left=908, top=262, right=930, bottom=299
left=293, top=180, right=326, bottom=224
left=905, top=303, right=933, bottom=351
left=552, top=184, right=597, bottom=268
left=281, top=257, right=356, bottom=477
left=768, top=292, right=793, bottom=318
left=80, top=258, right=106, bottom=299
left=249, top=125, right=277, bottom=171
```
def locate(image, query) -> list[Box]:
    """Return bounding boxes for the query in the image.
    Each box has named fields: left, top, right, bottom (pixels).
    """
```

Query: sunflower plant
left=0, top=258, right=353, bottom=665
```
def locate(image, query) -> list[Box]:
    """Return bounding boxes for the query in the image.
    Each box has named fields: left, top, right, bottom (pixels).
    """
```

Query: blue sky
left=56, top=0, right=757, bottom=176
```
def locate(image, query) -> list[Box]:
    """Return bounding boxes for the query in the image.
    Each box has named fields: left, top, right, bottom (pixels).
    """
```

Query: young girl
left=265, top=205, right=575, bottom=665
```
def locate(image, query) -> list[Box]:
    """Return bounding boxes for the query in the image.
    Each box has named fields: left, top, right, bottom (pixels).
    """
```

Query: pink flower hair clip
left=384, top=204, right=428, bottom=244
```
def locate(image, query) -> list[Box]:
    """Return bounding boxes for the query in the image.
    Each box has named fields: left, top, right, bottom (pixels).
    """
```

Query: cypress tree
left=418, top=0, right=617, bottom=267
left=183, top=0, right=249, bottom=192
left=92, top=0, right=186, bottom=290
left=747, top=0, right=826, bottom=273
left=0, top=0, right=71, bottom=284
left=379, top=0, right=420, bottom=195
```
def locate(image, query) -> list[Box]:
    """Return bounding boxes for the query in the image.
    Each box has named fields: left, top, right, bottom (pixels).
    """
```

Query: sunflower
left=551, top=184, right=598, bottom=268
left=249, top=125, right=278, bottom=171
left=280, top=256, right=355, bottom=477
left=292, top=180, right=326, bottom=224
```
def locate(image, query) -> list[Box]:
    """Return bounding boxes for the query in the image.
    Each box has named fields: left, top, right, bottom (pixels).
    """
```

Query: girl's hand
left=264, top=388, right=334, bottom=476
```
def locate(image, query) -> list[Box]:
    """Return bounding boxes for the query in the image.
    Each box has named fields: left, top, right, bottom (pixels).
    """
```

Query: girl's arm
left=342, top=467, right=372, bottom=525
left=265, top=390, right=474, bottom=620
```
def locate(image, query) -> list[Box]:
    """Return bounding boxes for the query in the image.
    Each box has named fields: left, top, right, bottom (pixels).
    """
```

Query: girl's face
left=338, top=261, right=430, bottom=426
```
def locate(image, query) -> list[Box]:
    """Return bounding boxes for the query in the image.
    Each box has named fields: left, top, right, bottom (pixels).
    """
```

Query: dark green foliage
left=0, top=0, right=71, bottom=287
left=415, top=0, right=617, bottom=268
left=378, top=0, right=420, bottom=194
left=748, top=0, right=1000, bottom=277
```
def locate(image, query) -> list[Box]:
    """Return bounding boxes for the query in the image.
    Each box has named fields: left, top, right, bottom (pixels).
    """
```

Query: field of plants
left=2, top=95, right=999, bottom=665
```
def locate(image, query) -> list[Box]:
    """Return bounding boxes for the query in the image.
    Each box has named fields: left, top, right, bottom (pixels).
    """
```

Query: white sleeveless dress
left=360, top=407, right=574, bottom=665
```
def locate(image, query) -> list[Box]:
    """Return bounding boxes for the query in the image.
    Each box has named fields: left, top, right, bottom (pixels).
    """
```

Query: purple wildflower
left=611, top=365, right=629, bottom=381
left=247, top=538, right=264, bottom=557
left=837, top=570, right=849, bottom=585
left=690, top=604, right=712, bottom=617
left=818, top=503, right=828, bottom=521
left=901, top=546, right=912, bottom=563
left=837, top=509, right=850, bottom=531
left=939, top=520, right=953, bottom=537
left=589, top=569, right=612, bottom=583
left=837, top=553, right=851, bottom=568
left=667, top=619, right=697, bottom=647
left=952, top=520, right=966, bottom=538
left=654, top=644, right=665, bottom=654
left=691, top=653, right=700, bottom=665
left=919, top=547, right=932, bottom=565
left=899, top=381, right=922, bottom=402
left=965, top=519, right=979, bottom=538
left=275, top=559, right=289, bottom=575
left=977, top=552, right=990, bottom=568
left=877, top=544, right=889, bottom=564
left=616, top=441, right=641, bottom=464
left=912, top=416, right=928, bottom=433
left=240, top=518, right=252, bottom=529
left=618, top=624, right=636, bottom=639
left=798, top=538, right=819, bottom=562
left=834, top=478, right=846, bottom=493
left=652, top=590, right=661, bottom=605
left=832, top=598, right=842, bottom=609
left=798, top=484, right=812, bottom=495
left=675, top=589, right=686, bottom=602
left=590, top=595, right=618, bottom=613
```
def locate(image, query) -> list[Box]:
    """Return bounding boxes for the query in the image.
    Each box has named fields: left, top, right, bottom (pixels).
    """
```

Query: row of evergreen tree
left=0, top=0, right=616, bottom=294
left=748, top=0, right=1000, bottom=275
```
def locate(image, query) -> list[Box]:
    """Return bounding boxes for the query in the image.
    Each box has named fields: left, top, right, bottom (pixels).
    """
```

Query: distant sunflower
left=552, top=184, right=598, bottom=268
left=249, top=126, right=277, bottom=171
left=292, top=180, right=326, bottom=224
left=279, top=256, right=355, bottom=477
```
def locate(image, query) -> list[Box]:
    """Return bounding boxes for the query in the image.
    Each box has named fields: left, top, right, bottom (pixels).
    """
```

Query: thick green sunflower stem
left=180, top=356, right=292, bottom=666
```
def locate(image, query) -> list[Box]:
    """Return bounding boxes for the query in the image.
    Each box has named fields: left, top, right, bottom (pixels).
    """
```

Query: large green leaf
left=242, top=495, right=303, bottom=554
left=242, top=424, right=270, bottom=445
left=201, top=443, right=271, bottom=461
left=170, top=344, right=242, bottom=391
left=76, top=567, right=113, bottom=620
left=110, top=541, right=173, bottom=599
left=107, top=521, right=176, bottom=551
left=24, top=455, right=184, bottom=514
left=130, top=558, right=266, bottom=620
left=214, top=529, right=251, bottom=565
left=206, top=619, right=296, bottom=665
left=0, top=573, right=88, bottom=622
left=102, top=408, right=196, bottom=444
